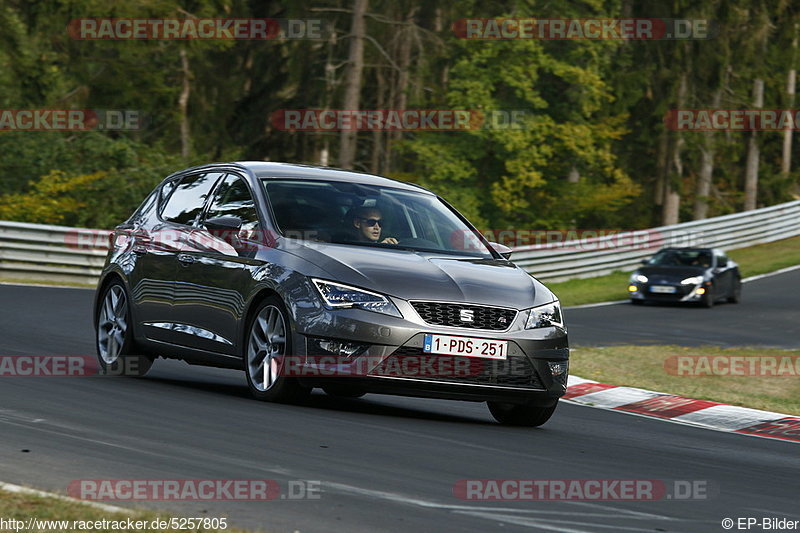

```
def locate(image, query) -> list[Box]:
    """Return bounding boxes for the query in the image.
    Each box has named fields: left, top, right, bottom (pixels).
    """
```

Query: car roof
left=201, top=161, right=432, bottom=194
left=659, top=247, right=715, bottom=253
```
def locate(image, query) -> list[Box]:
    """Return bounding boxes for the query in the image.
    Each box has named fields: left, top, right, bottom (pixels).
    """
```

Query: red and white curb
left=564, top=375, right=800, bottom=443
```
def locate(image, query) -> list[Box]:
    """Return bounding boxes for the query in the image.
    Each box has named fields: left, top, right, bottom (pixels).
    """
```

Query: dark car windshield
left=261, top=178, right=493, bottom=257
left=647, top=249, right=712, bottom=267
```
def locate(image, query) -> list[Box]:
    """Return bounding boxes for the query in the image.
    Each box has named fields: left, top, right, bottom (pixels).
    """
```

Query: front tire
left=95, top=281, right=153, bottom=377
left=487, top=401, right=558, bottom=427
left=701, top=285, right=715, bottom=308
left=244, top=296, right=309, bottom=403
left=727, top=278, right=742, bottom=303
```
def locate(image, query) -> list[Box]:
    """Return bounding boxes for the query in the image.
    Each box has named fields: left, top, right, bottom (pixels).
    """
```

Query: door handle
left=177, top=253, right=196, bottom=265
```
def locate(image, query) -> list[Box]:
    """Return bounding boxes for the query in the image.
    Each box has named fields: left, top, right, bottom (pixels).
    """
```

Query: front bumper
left=629, top=281, right=707, bottom=302
left=290, top=299, right=569, bottom=404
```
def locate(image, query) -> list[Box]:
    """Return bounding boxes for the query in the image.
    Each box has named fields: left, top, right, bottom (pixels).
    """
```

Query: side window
left=160, top=172, right=223, bottom=225
left=204, top=174, right=260, bottom=236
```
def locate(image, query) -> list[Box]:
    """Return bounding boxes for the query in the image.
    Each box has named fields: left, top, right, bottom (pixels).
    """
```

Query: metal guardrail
left=0, top=221, right=109, bottom=285
left=511, top=200, right=800, bottom=282
left=0, top=200, right=799, bottom=285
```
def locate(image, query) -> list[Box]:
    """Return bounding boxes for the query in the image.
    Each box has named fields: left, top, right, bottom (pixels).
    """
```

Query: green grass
left=0, top=490, right=261, bottom=533
left=0, top=277, right=94, bottom=289
left=546, top=235, right=800, bottom=307
left=570, top=345, right=800, bottom=415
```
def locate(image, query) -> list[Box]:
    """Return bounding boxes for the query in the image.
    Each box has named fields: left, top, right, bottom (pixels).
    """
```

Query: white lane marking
left=0, top=481, right=131, bottom=514
left=565, top=300, right=627, bottom=310
left=742, top=264, right=800, bottom=283
left=453, top=511, right=681, bottom=532
left=324, top=480, right=676, bottom=520
left=745, top=508, right=800, bottom=519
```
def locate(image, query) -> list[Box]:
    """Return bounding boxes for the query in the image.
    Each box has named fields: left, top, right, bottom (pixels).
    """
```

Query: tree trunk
left=338, top=0, right=368, bottom=169
left=567, top=166, right=580, bottom=183
left=371, top=68, right=385, bottom=173
left=179, top=48, right=192, bottom=159
left=693, top=89, right=721, bottom=220
left=744, top=78, right=764, bottom=211
left=782, top=27, right=797, bottom=178
left=662, top=73, right=687, bottom=225
left=654, top=130, right=668, bottom=206
left=386, top=6, right=417, bottom=172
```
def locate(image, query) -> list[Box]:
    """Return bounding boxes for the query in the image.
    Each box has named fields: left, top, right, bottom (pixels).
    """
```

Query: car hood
left=287, top=241, right=554, bottom=309
left=638, top=265, right=708, bottom=281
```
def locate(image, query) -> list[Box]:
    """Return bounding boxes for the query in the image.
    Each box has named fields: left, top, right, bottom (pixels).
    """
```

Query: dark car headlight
left=312, top=279, right=402, bottom=318
left=524, top=300, right=563, bottom=329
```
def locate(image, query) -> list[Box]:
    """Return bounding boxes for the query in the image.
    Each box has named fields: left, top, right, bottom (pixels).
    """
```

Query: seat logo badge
left=460, top=309, right=475, bottom=322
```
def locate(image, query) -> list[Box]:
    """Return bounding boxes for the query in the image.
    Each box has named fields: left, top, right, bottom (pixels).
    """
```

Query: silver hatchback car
left=94, top=162, right=569, bottom=426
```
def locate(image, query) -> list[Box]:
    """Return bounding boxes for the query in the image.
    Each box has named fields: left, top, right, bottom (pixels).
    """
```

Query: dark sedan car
left=628, top=247, right=742, bottom=307
left=93, top=162, right=569, bottom=426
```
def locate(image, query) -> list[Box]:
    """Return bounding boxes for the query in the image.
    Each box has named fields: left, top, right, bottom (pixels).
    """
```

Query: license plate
left=650, top=285, right=677, bottom=294
left=423, top=334, right=507, bottom=359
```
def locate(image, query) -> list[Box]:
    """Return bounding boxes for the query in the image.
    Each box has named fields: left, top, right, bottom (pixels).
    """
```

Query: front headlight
left=630, top=273, right=648, bottom=283
left=680, top=275, right=704, bottom=285
left=312, top=279, right=402, bottom=318
left=525, top=300, right=564, bottom=329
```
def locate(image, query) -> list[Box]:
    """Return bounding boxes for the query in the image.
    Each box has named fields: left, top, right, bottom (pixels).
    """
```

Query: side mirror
left=641, top=259, right=649, bottom=265
left=488, top=241, right=513, bottom=260
left=204, top=216, right=243, bottom=246
left=717, top=258, right=728, bottom=268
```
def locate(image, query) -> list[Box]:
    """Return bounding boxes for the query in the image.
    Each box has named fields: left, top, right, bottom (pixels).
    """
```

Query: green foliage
left=0, top=0, right=798, bottom=231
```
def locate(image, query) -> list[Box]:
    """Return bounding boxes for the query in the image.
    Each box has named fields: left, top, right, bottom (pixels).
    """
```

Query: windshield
left=647, top=249, right=712, bottom=267
left=261, top=178, right=492, bottom=257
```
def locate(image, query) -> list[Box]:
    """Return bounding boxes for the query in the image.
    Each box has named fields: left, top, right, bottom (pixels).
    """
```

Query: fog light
left=696, top=287, right=706, bottom=295
left=548, top=360, right=569, bottom=377
left=308, top=338, right=368, bottom=357
left=628, top=285, right=638, bottom=292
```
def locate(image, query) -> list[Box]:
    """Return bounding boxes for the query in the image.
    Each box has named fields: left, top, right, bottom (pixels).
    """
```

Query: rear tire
left=487, top=401, right=557, bottom=427
left=630, top=299, right=643, bottom=306
left=95, top=281, right=153, bottom=377
left=244, top=296, right=310, bottom=404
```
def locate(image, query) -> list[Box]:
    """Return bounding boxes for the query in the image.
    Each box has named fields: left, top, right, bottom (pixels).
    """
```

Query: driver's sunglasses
left=360, top=218, right=382, bottom=227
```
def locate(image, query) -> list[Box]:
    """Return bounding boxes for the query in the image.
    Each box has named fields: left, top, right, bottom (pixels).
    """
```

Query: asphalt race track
left=565, top=268, right=800, bottom=348
left=0, top=273, right=798, bottom=533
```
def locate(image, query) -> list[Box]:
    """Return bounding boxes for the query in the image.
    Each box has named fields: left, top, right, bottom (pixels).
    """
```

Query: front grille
left=370, top=346, right=544, bottom=389
left=410, top=301, right=516, bottom=331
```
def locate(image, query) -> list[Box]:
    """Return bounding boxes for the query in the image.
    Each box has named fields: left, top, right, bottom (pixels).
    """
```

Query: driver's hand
left=381, top=237, right=398, bottom=244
